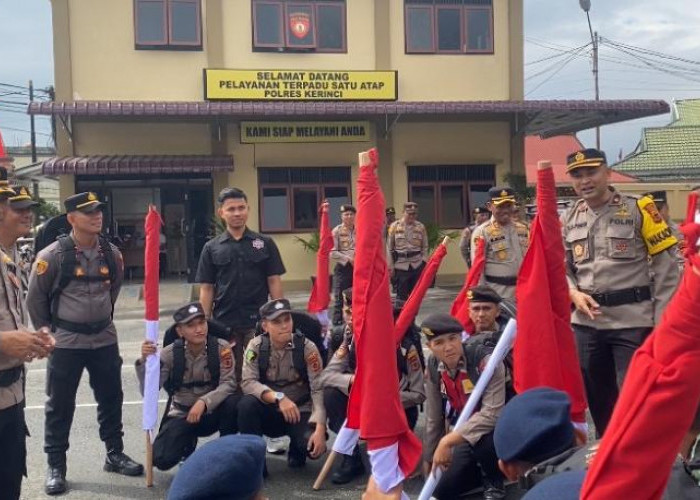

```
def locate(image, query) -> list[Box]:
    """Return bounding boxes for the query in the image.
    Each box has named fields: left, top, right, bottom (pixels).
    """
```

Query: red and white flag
left=307, top=201, right=334, bottom=332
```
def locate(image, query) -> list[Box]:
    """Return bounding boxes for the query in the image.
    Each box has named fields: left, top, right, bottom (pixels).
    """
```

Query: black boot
left=104, top=450, right=144, bottom=476
left=482, top=476, right=506, bottom=500
left=331, top=446, right=365, bottom=485
left=45, top=465, right=67, bottom=496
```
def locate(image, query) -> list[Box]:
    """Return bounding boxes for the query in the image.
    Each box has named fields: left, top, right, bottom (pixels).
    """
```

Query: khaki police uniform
left=562, top=188, right=680, bottom=435
left=387, top=218, right=428, bottom=300
left=330, top=223, right=355, bottom=325
left=26, top=232, right=128, bottom=468
left=0, top=250, right=28, bottom=499
left=471, top=219, right=529, bottom=300
left=135, top=338, right=240, bottom=470
left=238, top=334, right=325, bottom=463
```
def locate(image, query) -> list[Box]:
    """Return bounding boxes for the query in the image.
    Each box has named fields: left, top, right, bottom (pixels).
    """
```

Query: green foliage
left=502, top=172, right=535, bottom=203
left=294, top=231, right=320, bottom=253
left=35, top=197, right=60, bottom=223
left=210, top=215, right=226, bottom=237
left=425, top=222, right=459, bottom=253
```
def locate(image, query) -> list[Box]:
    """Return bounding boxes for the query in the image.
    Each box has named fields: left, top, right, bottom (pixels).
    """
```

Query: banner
left=241, top=121, right=371, bottom=143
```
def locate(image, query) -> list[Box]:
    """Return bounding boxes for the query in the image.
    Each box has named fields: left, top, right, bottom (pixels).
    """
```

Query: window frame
left=437, top=181, right=467, bottom=228
left=404, top=0, right=494, bottom=55
left=134, top=0, right=203, bottom=50
left=252, top=0, right=348, bottom=53
left=260, top=184, right=293, bottom=232
left=291, top=184, right=321, bottom=230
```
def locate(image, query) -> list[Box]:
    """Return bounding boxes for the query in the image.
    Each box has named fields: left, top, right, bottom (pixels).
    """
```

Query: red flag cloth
left=514, top=167, right=588, bottom=423
left=347, top=148, right=422, bottom=483
left=680, top=192, right=700, bottom=260
left=144, top=206, right=162, bottom=321
left=450, top=238, right=486, bottom=333
left=581, top=256, right=700, bottom=500
left=307, top=202, right=334, bottom=314
left=393, top=242, right=448, bottom=344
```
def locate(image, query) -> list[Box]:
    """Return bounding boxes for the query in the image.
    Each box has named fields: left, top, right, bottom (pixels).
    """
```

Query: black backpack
left=34, top=214, right=71, bottom=255
left=258, top=331, right=308, bottom=384
left=162, top=336, right=221, bottom=396
left=254, top=310, right=328, bottom=369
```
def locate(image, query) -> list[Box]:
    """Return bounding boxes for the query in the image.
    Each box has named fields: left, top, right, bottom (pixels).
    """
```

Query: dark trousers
left=229, top=327, right=256, bottom=385
left=574, top=324, right=652, bottom=437
left=324, top=387, right=418, bottom=433
left=237, top=395, right=311, bottom=460
left=0, top=403, right=27, bottom=500
left=44, top=344, right=124, bottom=465
left=394, top=262, right=426, bottom=301
left=433, top=431, right=502, bottom=500
left=153, top=393, right=240, bottom=470
left=332, top=264, right=353, bottom=325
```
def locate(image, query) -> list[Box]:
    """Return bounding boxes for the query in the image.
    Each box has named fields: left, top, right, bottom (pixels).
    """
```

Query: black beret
left=167, top=435, right=266, bottom=500
left=566, top=148, right=607, bottom=172
left=259, top=298, right=292, bottom=320
left=173, top=302, right=205, bottom=324
left=468, top=285, right=501, bottom=304
left=340, top=204, right=356, bottom=213
left=473, top=206, right=490, bottom=215
left=494, top=387, right=575, bottom=464
left=522, top=470, right=585, bottom=500
left=420, top=313, right=464, bottom=339
left=489, top=187, right=516, bottom=205
left=386, top=207, right=396, bottom=215
left=64, top=191, right=105, bottom=213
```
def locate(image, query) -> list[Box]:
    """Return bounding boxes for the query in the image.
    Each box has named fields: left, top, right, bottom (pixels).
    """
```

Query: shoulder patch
left=306, top=351, right=321, bottom=373
left=35, top=259, right=49, bottom=275
left=220, top=346, right=233, bottom=370
left=245, top=348, right=257, bottom=363
left=407, top=349, right=421, bottom=372
left=636, top=197, right=678, bottom=256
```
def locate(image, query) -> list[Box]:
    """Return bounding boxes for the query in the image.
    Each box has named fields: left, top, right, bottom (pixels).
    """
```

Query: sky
left=1, top=0, right=699, bottom=160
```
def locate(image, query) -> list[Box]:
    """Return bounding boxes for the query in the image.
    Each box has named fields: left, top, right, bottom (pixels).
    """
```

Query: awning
left=28, top=99, right=670, bottom=138
left=42, top=155, right=234, bottom=175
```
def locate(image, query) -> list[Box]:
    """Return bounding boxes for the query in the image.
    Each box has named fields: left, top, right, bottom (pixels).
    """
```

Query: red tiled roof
left=525, top=135, right=637, bottom=184
left=27, top=99, right=670, bottom=137
left=42, top=155, right=233, bottom=176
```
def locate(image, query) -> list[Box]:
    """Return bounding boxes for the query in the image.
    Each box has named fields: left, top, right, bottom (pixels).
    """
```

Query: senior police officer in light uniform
left=387, top=201, right=428, bottom=300
left=2, top=186, right=38, bottom=291
left=471, top=188, right=529, bottom=300
left=27, top=192, right=143, bottom=495
left=0, top=170, right=56, bottom=500
left=562, top=148, right=680, bottom=437
left=330, top=204, right=355, bottom=326
left=197, top=187, right=286, bottom=383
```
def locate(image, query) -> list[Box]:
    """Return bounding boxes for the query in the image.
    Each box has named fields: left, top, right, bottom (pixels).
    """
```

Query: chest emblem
left=252, top=238, right=265, bottom=250
left=99, top=265, right=109, bottom=276
left=75, top=266, right=85, bottom=278
left=574, top=243, right=585, bottom=258
left=462, top=378, right=474, bottom=394
left=497, top=249, right=508, bottom=261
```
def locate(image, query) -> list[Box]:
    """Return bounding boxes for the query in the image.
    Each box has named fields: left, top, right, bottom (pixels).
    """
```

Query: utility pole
left=580, top=1, right=601, bottom=150
left=28, top=79, right=37, bottom=163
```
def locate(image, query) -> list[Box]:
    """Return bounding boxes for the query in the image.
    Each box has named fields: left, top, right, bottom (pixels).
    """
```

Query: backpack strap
left=258, top=334, right=271, bottom=384
left=49, top=236, right=78, bottom=330
left=291, top=332, right=308, bottom=383
left=206, top=336, right=220, bottom=388
left=427, top=355, right=440, bottom=385
left=164, top=338, right=186, bottom=396
left=98, top=235, right=117, bottom=283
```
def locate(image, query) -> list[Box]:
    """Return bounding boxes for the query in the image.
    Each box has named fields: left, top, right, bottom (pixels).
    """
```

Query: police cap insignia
left=275, top=301, right=284, bottom=309
left=173, top=301, right=205, bottom=323
left=574, top=152, right=585, bottom=162
left=566, top=148, right=607, bottom=173
left=488, top=187, right=516, bottom=206
left=88, top=192, right=97, bottom=201
left=500, top=190, right=508, bottom=197
left=468, top=286, right=501, bottom=304
left=467, top=290, right=474, bottom=300
left=188, top=305, right=198, bottom=314
left=259, top=298, right=292, bottom=320
left=420, top=313, right=463, bottom=339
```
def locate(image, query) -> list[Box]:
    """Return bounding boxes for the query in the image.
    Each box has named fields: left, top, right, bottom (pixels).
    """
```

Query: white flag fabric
left=142, top=319, right=160, bottom=442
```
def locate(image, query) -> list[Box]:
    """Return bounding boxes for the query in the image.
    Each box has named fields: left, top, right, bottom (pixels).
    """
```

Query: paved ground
left=21, top=283, right=461, bottom=499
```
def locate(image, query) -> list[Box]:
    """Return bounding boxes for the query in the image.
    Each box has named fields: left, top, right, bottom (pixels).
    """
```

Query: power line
left=526, top=43, right=591, bottom=66
left=0, top=126, right=52, bottom=137
left=526, top=45, right=590, bottom=97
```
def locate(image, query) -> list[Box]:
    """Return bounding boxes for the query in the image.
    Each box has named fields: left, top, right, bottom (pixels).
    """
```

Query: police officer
left=645, top=191, right=685, bottom=267
left=467, top=285, right=502, bottom=336
left=330, top=204, right=356, bottom=325
left=137, top=302, right=240, bottom=470
left=196, top=187, right=286, bottom=382
left=562, top=149, right=680, bottom=437
left=0, top=171, right=55, bottom=500
left=2, top=186, right=38, bottom=292
left=460, top=206, right=491, bottom=266
left=471, top=188, right=529, bottom=300
left=387, top=202, right=428, bottom=300
left=421, top=313, right=506, bottom=500
left=238, top=298, right=327, bottom=469
left=321, top=288, right=425, bottom=484
left=27, top=192, right=143, bottom=495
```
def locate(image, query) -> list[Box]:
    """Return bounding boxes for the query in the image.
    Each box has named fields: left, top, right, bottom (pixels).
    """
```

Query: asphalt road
left=20, top=287, right=463, bottom=500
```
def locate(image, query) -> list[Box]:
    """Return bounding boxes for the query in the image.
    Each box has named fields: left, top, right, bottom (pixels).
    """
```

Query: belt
left=584, top=286, right=652, bottom=307
left=52, top=317, right=112, bottom=335
left=397, top=251, right=421, bottom=258
left=484, top=275, right=517, bottom=286
left=0, top=366, right=22, bottom=388
left=172, top=402, right=193, bottom=413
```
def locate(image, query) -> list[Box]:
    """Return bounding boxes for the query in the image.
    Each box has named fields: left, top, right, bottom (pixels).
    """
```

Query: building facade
left=34, top=0, right=668, bottom=286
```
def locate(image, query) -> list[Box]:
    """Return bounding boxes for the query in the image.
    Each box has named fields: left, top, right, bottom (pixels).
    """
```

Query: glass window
left=317, top=4, right=344, bottom=51
left=170, top=0, right=199, bottom=43
left=469, top=184, right=491, bottom=219
left=440, top=185, right=465, bottom=228
left=135, top=0, right=201, bottom=49
left=466, top=8, right=492, bottom=51
left=324, top=186, right=350, bottom=227
left=254, top=2, right=284, bottom=46
left=262, top=187, right=290, bottom=231
left=411, top=185, right=436, bottom=225
left=293, top=187, right=319, bottom=229
left=136, top=0, right=166, bottom=44
left=437, top=8, right=461, bottom=51
left=406, top=7, right=434, bottom=52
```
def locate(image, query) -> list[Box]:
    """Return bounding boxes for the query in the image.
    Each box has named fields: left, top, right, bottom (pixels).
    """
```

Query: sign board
left=240, top=121, right=371, bottom=143
left=205, top=69, right=398, bottom=101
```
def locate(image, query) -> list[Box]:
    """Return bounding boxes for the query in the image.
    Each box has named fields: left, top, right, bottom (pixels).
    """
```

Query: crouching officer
left=27, top=192, right=143, bottom=495
left=238, top=299, right=327, bottom=469
left=422, top=313, right=506, bottom=500
left=321, top=288, right=425, bottom=484
left=136, top=302, right=240, bottom=470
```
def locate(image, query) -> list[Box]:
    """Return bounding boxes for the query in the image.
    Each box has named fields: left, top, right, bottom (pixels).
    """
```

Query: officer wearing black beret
left=330, top=204, right=356, bottom=325
left=421, top=313, right=506, bottom=499
left=460, top=206, right=492, bottom=266
left=27, top=192, right=143, bottom=494
left=137, top=302, right=239, bottom=470
left=471, top=188, right=529, bottom=299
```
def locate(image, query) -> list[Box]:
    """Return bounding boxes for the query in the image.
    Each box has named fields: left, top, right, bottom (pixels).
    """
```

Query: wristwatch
left=274, top=392, right=285, bottom=404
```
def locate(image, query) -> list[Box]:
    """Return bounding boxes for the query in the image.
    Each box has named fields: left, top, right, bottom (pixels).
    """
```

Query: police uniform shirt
left=0, top=248, right=27, bottom=326
left=0, top=256, right=24, bottom=410
left=423, top=353, right=505, bottom=462
left=241, top=335, right=325, bottom=425
left=320, top=330, right=354, bottom=394
left=26, top=235, right=123, bottom=350
left=398, top=342, right=426, bottom=409
left=561, top=189, right=680, bottom=329
left=386, top=219, right=428, bottom=271
left=330, top=224, right=355, bottom=265
left=135, top=338, right=236, bottom=418
left=470, top=218, right=529, bottom=299
left=195, top=229, right=286, bottom=328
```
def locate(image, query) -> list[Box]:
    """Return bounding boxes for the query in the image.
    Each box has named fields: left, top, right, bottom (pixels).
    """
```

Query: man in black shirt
left=196, top=188, right=285, bottom=382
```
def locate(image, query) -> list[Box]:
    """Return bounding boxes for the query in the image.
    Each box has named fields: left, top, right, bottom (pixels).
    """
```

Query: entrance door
left=184, top=188, right=213, bottom=282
